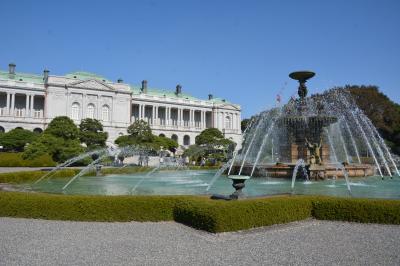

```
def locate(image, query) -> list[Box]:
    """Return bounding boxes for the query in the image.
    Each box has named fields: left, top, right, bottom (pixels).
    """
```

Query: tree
left=23, top=116, right=83, bottom=162
left=195, top=128, right=234, bottom=147
left=79, top=118, right=108, bottom=150
left=182, top=144, right=206, bottom=160
left=114, top=135, right=137, bottom=147
left=153, top=136, right=178, bottom=151
left=0, top=128, right=39, bottom=152
left=127, top=120, right=153, bottom=142
left=192, top=128, right=236, bottom=163
left=241, top=118, right=250, bottom=132
left=45, top=116, right=79, bottom=140
left=115, top=120, right=178, bottom=152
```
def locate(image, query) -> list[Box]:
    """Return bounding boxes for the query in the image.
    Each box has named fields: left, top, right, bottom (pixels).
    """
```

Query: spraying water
left=291, top=159, right=308, bottom=191
left=351, top=112, right=383, bottom=177
left=344, top=119, right=361, bottom=164
left=34, top=149, right=104, bottom=184
left=238, top=117, right=264, bottom=175
left=206, top=158, right=233, bottom=191
left=62, top=154, right=106, bottom=190
left=337, top=123, right=351, bottom=164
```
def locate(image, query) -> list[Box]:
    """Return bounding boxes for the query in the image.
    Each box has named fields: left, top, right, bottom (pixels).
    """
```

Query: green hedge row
left=0, top=153, right=56, bottom=167
left=0, top=167, right=153, bottom=184
left=0, top=192, right=189, bottom=222
left=312, top=197, right=400, bottom=224
left=0, top=169, right=79, bottom=184
left=1, top=192, right=400, bottom=232
left=174, top=196, right=313, bottom=232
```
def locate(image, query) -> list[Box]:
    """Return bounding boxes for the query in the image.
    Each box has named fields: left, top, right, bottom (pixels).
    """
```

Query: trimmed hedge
left=174, top=196, right=313, bottom=232
left=0, top=169, right=79, bottom=184
left=0, top=153, right=56, bottom=167
left=0, top=167, right=153, bottom=184
left=312, top=197, right=400, bottom=224
left=0, top=192, right=190, bottom=222
left=1, top=191, right=400, bottom=232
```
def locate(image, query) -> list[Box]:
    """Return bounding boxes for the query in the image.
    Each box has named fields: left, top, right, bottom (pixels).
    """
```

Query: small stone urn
left=228, top=175, right=250, bottom=199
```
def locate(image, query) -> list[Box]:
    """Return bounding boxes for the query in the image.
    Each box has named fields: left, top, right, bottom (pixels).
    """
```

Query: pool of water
left=26, top=170, right=400, bottom=199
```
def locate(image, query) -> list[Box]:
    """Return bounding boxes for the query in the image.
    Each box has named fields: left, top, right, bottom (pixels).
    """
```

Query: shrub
left=174, top=196, right=313, bottom=232
left=0, top=192, right=191, bottom=222
left=311, top=197, right=400, bottom=224
left=0, top=153, right=56, bottom=167
left=0, top=128, right=39, bottom=152
left=0, top=169, right=79, bottom=184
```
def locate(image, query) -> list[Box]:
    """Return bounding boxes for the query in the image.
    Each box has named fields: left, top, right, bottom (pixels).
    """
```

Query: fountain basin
left=229, top=163, right=375, bottom=179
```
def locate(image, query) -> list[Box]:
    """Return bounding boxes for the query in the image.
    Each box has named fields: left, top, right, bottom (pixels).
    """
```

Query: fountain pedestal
left=309, top=164, right=326, bottom=180
left=210, top=175, right=250, bottom=200
left=229, top=175, right=250, bottom=199
left=95, top=164, right=102, bottom=176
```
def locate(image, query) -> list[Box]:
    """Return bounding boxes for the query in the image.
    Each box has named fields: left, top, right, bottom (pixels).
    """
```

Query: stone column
left=25, top=95, right=29, bottom=117
left=188, top=109, right=192, bottom=127
left=30, top=95, right=35, bottom=117
left=177, top=108, right=181, bottom=127
left=6, top=93, right=10, bottom=115
left=138, top=104, right=142, bottom=120
left=97, top=95, right=100, bottom=120
left=163, top=107, right=167, bottom=126
left=237, top=113, right=241, bottom=133
left=152, top=105, right=156, bottom=125
left=10, top=93, right=15, bottom=116
left=165, top=107, right=168, bottom=126
left=200, top=111, right=204, bottom=129
left=154, top=105, right=158, bottom=126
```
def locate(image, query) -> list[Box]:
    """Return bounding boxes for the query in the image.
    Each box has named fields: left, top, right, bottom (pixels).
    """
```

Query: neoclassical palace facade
left=0, top=64, right=242, bottom=147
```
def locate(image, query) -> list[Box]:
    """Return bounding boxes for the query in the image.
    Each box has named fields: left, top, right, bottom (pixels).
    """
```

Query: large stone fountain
left=230, top=71, right=377, bottom=180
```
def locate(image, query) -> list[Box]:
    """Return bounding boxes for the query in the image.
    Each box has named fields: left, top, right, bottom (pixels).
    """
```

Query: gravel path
left=1, top=218, right=399, bottom=266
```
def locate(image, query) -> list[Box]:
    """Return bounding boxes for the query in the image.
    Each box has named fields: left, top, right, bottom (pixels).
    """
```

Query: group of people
left=138, top=154, right=150, bottom=166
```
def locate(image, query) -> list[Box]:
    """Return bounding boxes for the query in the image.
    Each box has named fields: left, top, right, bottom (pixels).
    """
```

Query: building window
left=87, top=104, right=95, bottom=119
left=183, top=135, right=190, bottom=146
left=71, top=103, right=80, bottom=120
left=225, top=116, right=231, bottom=129
left=0, top=126, right=4, bottom=133
left=171, top=134, right=178, bottom=143
left=33, top=128, right=43, bottom=134
left=102, top=105, right=110, bottom=121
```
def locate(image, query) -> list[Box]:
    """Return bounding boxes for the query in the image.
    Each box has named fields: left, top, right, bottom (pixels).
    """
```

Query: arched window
left=0, top=126, right=4, bottom=133
left=171, top=134, right=178, bottom=143
left=225, top=116, right=231, bottom=129
left=71, top=102, right=80, bottom=120
left=33, top=128, right=43, bottom=134
left=183, top=135, right=190, bottom=146
left=87, top=104, right=95, bottom=119
left=102, top=105, right=110, bottom=121
left=159, top=133, right=166, bottom=137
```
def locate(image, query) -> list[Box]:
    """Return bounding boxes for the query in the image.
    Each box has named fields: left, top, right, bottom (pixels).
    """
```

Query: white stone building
left=0, top=64, right=242, bottom=148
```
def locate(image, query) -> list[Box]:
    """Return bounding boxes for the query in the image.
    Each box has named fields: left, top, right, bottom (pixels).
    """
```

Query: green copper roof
left=208, top=97, right=231, bottom=104
left=0, top=67, right=232, bottom=104
left=130, top=85, right=206, bottom=101
left=65, top=71, right=111, bottom=82
left=0, top=70, right=44, bottom=84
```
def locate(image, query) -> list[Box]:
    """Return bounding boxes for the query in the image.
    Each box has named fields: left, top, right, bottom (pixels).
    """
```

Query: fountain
left=229, top=71, right=395, bottom=182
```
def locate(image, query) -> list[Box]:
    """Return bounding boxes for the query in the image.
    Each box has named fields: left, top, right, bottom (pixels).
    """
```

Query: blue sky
left=0, top=0, right=399, bottom=118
